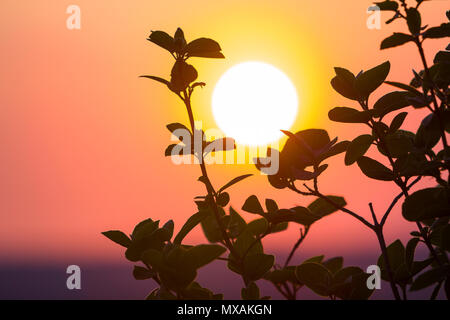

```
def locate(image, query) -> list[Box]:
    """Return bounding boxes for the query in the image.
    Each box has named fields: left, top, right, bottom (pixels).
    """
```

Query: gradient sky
left=0, top=0, right=448, bottom=272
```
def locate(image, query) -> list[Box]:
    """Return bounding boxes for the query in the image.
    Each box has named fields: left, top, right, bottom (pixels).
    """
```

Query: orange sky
left=0, top=0, right=448, bottom=264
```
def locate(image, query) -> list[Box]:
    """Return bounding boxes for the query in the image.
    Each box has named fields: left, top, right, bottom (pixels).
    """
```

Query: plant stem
left=181, top=93, right=241, bottom=262
left=374, top=225, right=402, bottom=300
left=284, top=226, right=310, bottom=267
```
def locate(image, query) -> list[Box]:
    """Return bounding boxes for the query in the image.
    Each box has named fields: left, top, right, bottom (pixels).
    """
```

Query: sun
left=212, top=61, right=298, bottom=146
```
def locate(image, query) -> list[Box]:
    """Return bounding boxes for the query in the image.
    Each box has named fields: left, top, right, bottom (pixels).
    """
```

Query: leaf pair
left=330, top=61, right=391, bottom=101
left=148, top=28, right=224, bottom=59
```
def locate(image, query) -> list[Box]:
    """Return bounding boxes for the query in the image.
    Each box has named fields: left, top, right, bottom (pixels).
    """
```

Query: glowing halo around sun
left=212, top=61, right=298, bottom=147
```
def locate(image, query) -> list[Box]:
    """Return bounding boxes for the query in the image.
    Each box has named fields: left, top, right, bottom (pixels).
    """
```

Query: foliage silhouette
left=104, top=2, right=450, bottom=300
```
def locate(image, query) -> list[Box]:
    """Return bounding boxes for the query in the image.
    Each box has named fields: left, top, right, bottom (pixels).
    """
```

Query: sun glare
left=212, top=61, right=298, bottom=146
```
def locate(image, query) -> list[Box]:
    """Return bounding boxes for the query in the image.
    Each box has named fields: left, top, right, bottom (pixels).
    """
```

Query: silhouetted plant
left=256, top=1, right=450, bottom=300
left=103, top=1, right=449, bottom=300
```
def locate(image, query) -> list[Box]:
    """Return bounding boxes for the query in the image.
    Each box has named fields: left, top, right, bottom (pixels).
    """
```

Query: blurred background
left=0, top=0, right=448, bottom=299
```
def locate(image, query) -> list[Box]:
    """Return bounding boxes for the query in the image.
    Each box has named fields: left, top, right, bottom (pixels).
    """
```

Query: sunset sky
left=0, top=0, right=448, bottom=295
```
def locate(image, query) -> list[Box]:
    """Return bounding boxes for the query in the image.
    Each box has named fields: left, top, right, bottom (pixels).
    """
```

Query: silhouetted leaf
left=173, top=28, right=187, bottom=52
left=308, top=196, right=346, bottom=218
left=345, top=134, right=373, bottom=165
left=201, top=209, right=225, bottom=243
left=204, top=137, right=236, bottom=155
left=102, top=230, right=132, bottom=248
left=247, top=218, right=269, bottom=236
left=174, top=211, right=209, bottom=244
left=423, top=23, right=450, bottom=39
left=389, top=112, right=408, bottom=132
left=357, top=156, right=395, bottom=181
left=377, top=240, right=405, bottom=281
left=411, top=266, right=449, bottom=291
left=323, top=257, right=344, bottom=274
left=373, top=91, right=413, bottom=117
left=219, top=174, right=253, bottom=193
left=162, top=220, right=174, bottom=240
left=317, top=140, right=350, bottom=163
left=166, top=123, right=191, bottom=141
left=328, top=107, right=372, bottom=123
left=406, top=8, right=421, bottom=34
left=441, top=224, right=450, bottom=252
left=265, top=199, right=278, bottom=213
left=244, top=253, right=274, bottom=281
left=141, top=249, right=163, bottom=270
left=133, top=266, right=154, bottom=280
left=140, top=75, right=170, bottom=86
left=405, top=237, right=420, bottom=270
left=378, top=130, right=415, bottom=158
left=402, top=187, right=449, bottom=221
left=242, top=195, right=265, bottom=215
left=384, top=81, right=422, bottom=96
left=227, top=207, right=247, bottom=238
left=169, top=60, right=198, bottom=92
left=185, top=38, right=225, bottom=58
left=355, top=61, right=390, bottom=98
left=147, top=31, right=175, bottom=53
left=374, top=1, right=398, bottom=11
left=268, top=207, right=316, bottom=226
left=217, top=192, right=230, bottom=207
left=185, top=244, right=226, bottom=269
left=415, top=114, right=442, bottom=149
left=241, top=282, right=260, bottom=300
left=381, top=33, right=414, bottom=50
left=295, top=262, right=332, bottom=296
left=331, top=67, right=359, bottom=100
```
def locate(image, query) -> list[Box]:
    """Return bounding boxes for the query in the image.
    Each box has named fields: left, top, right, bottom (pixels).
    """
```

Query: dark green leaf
left=402, top=187, right=450, bottom=221
left=244, top=253, right=275, bottom=281
left=218, top=174, right=253, bottom=193
left=295, top=262, right=332, bottom=296
left=323, top=257, right=344, bottom=274
left=405, top=237, right=420, bottom=270
left=357, top=156, right=395, bottom=181
left=381, top=33, right=414, bottom=50
left=389, top=112, right=408, bottom=132
left=268, top=207, right=316, bottom=226
left=374, top=1, right=398, bottom=11
left=423, top=23, right=450, bottom=39
left=265, top=199, right=278, bottom=213
left=328, top=107, right=372, bottom=123
left=377, top=240, right=405, bottom=275
left=185, top=244, right=226, bottom=269
left=204, top=137, right=236, bottom=155
left=377, top=130, right=415, bottom=158
left=331, top=67, right=359, bottom=100
left=345, top=134, right=373, bottom=165
left=140, top=75, right=170, bottom=86
left=241, top=282, right=260, bottom=300
left=247, top=218, right=269, bottom=236
left=406, top=8, right=421, bottom=34
left=410, top=266, right=449, bottom=291
left=227, top=207, right=247, bottom=238
left=217, top=192, right=230, bottom=207
left=242, top=195, right=265, bottom=215
left=133, top=266, right=154, bottom=280
left=174, top=211, right=209, bottom=244
left=373, top=91, right=413, bottom=117
left=147, top=31, right=175, bottom=53
left=308, top=196, right=347, bottom=218
left=102, top=230, right=132, bottom=248
left=441, top=224, right=450, bottom=252
left=355, top=61, right=390, bottom=98
left=185, top=38, right=225, bottom=58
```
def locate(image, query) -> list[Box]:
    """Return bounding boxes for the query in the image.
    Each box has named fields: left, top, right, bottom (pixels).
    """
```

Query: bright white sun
left=212, top=61, right=298, bottom=146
